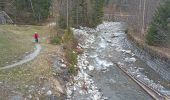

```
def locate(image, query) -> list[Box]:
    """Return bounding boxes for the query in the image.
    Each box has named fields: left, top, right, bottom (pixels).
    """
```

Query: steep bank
left=127, top=29, right=170, bottom=81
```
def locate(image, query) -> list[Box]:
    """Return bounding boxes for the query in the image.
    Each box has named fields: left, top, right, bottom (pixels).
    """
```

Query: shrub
left=68, top=64, right=76, bottom=74
left=50, top=36, right=62, bottom=45
left=146, top=0, right=170, bottom=46
left=62, top=28, right=78, bottom=75
left=65, top=49, right=77, bottom=65
left=146, top=25, right=158, bottom=45
left=65, top=49, right=77, bottom=75
left=62, top=28, right=74, bottom=43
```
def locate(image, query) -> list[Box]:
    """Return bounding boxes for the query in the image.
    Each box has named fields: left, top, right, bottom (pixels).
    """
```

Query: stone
left=107, top=40, right=112, bottom=43
left=28, top=94, right=32, bottom=99
left=61, top=64, right=67, bottom=68
left=125, top=50, right=131, bottom=54
left=47, top=90, right=52, bottom=95
left=41, top=87, right=45, bottom=90
left=83, top=67, right=87, bottom=70
left=125, top=57, right=136, bottom=63
left=88, top=65, right=94, bottom=71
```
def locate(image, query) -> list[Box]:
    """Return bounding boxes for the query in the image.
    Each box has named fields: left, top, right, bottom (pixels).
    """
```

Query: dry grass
left=0, top=25, right=49, bottom=67
left=0, top=42, right=64, bottom=99
left=0, top=24, right=51, bottom=90
left=0, top=25, right=64, bottom=99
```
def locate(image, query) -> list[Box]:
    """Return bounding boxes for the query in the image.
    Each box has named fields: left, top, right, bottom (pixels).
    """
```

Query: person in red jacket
left=34, top=32, right=39, bottom=43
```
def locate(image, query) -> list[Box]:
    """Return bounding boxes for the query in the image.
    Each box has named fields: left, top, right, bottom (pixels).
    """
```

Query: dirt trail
left=0, top=44, right=41, bottom=70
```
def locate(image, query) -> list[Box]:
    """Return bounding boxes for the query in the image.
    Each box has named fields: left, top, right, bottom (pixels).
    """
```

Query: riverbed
left=66, top=22, right=170, bottom=100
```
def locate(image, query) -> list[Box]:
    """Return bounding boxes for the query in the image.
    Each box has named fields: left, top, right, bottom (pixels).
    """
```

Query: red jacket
left=34, top=33, right=39, bottom=39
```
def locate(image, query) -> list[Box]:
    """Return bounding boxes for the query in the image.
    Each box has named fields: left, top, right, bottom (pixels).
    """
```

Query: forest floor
left=0, top=24, right=65, bottom=99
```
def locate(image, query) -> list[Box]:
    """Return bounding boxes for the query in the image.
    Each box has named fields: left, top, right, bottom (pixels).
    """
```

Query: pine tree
left=146, top=0, right=170, bottom=46
left=91, top=0, right=104, bottom=27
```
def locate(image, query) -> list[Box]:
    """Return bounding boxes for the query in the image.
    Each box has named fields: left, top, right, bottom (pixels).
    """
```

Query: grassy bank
left=0, top=25, right=64, bottom=99
left=0, top=25, right=48, bottom=67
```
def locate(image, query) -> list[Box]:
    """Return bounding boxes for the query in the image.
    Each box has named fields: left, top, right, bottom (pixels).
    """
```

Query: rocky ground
left=65, top=22, right=170, bottom=100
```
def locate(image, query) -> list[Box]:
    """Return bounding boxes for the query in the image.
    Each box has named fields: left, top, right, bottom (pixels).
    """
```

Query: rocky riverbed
left=65, top=22, right=170, bottom=100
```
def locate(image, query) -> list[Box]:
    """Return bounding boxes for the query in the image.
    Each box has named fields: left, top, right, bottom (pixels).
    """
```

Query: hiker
left=34, top=32, right=39, bottom=43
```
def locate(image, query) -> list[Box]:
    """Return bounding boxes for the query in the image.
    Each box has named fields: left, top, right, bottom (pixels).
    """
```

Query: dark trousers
left=35, top=38, right=38, bottom=43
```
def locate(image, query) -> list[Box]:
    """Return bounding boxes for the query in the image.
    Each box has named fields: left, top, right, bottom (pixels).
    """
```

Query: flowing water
left=66, top=22, right=170, bottom=100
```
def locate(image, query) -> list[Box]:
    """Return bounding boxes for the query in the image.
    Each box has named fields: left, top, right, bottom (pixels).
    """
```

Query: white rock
left=83, top=67, right=87, bottom=70
left=41, top=87, right=45, bottom=90
left=61, top=59, right=64, bottom=63
left=132, top=53, right=135, bottom=56
left=118, top=62, right=124, bottom=66
left=115, top=47, right=122, bottom=52
left=108, top=55, right=112, bottom=58
left=136, top=75, right=141, bottom=78
left=124, top=57, right=136, bottom=63
left=84, top=60, right=89, bottom=65
left=28, top=94, right=32, bottom=99
left=102, top=97, right=109, bottom=100
left=73, top=86, right=76, bottom=91
left=67, top=89, right=72, bottom=96
left=88, top=89, right=93, bottom=93
left=61, top=64, right=67, bottom=68
left=107, top=40, right=112, bottom=43
left=88, top=65, right=94, bottom=71
left=46, top=90, right=52, bottom=95
left=35, top=97, right=39, bottom=100
left=37, top=91, right=41, bottom=95
left=125, top=50, right=131, bottom=54
left=79, top=90, right=84, bottom=95
left=110, top=79, right=116, bottom=84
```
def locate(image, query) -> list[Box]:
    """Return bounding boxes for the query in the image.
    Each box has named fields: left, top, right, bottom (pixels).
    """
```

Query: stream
left=66, top=22, right=170, bottom=100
